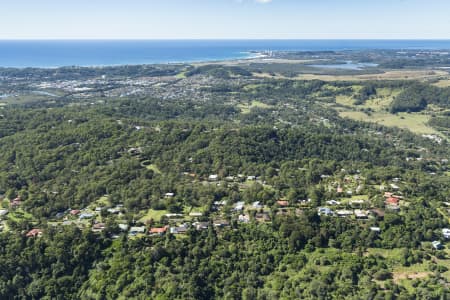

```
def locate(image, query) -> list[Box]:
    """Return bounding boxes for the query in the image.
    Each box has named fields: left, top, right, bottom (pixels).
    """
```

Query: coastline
left=2, top=39, right=450, bottom=68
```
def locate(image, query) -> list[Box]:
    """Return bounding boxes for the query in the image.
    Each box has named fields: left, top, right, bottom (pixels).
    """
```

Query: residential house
left=432, top=241, right=443, bottom=250
left=107, top=207, right=121, bottom=214
left=234, top=201, right=245, bottom=211
left=165, top=213, right=183, bottom=218
left=118, top=224, right=129, bottom=232
left=129, top=226, right=146, bottom=235
left=92, top=223, right=106, bottom=232
left=336, top=210, right=353, bottom=218
left=354, top=210, right=369, bottom=220
left=443, top=228, right=450, bottom=239
left=194, top=222, right=209, bottom=230
left=189, top=212, right=203, bottom=217
left=370, top=227, right=381, bottom=233
left=326, top=200, right=340, bottom=206
left=213, top=219, right=230, bottom=227
left=238, top=214, right=250, bottom=223
left=356, top=185, right=363, bottom=193
left=225, top=176, right=235, bottom=182
left=79, top=213, right=94, bottom=220
left=390, top=183, right=400, bottom=190
left=208, top=174, right=219, bottom=181
left=149, top=226, right=168, bottom=235
left=384, top=192, right=393, bottom=198
left=252, top=201, right=263, bottom=209
left=170, top=224, right=189, bottom=234
left=70, top=209, right=81, bottom=216
left=318, top=207, right=333, bottom=216
left=26, top=229, right=43, bottom=238
left=385, top=197, right=400, bottom=210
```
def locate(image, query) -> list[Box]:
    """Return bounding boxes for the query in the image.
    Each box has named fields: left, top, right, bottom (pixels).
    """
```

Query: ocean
left=1, top=40, right=450, bottom=68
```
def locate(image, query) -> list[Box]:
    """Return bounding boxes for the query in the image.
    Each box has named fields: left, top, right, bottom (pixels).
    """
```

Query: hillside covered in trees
left=0, top=57, right=450, bottom=299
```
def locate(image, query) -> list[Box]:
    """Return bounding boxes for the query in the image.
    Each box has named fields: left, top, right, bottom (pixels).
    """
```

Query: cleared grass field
left=339, top=111, right=439, bottom=135
left=435, top=248, right=450, bottom=281
left=433, top=78, right=450, bottom=88
left=366, top=248, right=432, bottom=285
left=139, top=209, right=168, bottom=223
left=335, top=95, right=355, bottom=106
left=338, top=194, right=370, bottom=204
left=252, top=69, right=447, bottom=82
left=365, top=248, right=408, bottom=261
left=7, top=209, right=35, bottom=223
left=238, top=100, right=274, bottom=114
left=146, top=164, right=162, bottom=174
left=335, top=87, right=400, bottom=112
left=95, top=196, right=110, bottom=206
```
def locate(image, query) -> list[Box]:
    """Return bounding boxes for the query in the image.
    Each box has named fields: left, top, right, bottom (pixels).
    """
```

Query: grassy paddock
left=339, top=111, right=439, bottom=135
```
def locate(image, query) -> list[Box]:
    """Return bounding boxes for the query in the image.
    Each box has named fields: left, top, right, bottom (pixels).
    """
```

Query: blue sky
left=2, top=0, right=450, bottom=39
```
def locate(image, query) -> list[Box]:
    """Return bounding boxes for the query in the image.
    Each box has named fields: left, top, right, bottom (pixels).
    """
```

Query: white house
left=318, top=207, right=333, bottom=216
left=234, top=201, right=245, bottom=211
left=208, top=174, right=219, bottom=181
left=238, top=214, right=250, bottom=223
left=443, top=228, right=450, bottom=239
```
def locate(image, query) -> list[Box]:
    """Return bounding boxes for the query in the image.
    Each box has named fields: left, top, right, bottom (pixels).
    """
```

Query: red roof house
left=26, top=229, right=43, bottom=238
left=149, top=226, right=168, bottom=235
left=70, top=210, right=81, bottom=216
left=386, top=197, right=399, bottom=206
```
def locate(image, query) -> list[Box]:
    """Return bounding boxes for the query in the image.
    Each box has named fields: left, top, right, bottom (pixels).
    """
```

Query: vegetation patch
left=138, top=208, right=169, bottom=223
left=238, top=100, right=274, bottom=114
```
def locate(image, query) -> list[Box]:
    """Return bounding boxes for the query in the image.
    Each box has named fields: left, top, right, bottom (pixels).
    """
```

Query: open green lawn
left=335, top=95, right=355, bottom=106
left=7, top=209, right=34, bottom=223
left=95, top=196, right=110, bottom=206
left=334, top=85, right=444, bottom=136
left=361, top=97, right=392, bottom=111
left=238, top=100, right=274, bottom=114
left=175, top=72, right=187, bottom=79
left=144, top=163, right=162, bottom=174
left=366, top=248, right=406, bottom=261
left=339, top=111, right=439, bottom=135
left=339, top=194, right=369, bottom=204
left=433, top=78, right=450, bottom=88
left=435, top=248, right=450, bottom=281
left=138, top=209, right=168, bottom=223
left=334, top=87, right=399, bottom=111
left=184, top=205, right=207, bottom=215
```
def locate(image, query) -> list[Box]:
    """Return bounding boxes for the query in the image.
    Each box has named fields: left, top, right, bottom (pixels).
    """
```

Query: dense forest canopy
left=1, top=55, right=450, bottom=299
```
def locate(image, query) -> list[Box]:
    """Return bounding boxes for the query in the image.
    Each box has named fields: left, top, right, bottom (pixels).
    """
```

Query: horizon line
left=1, top=38, right=450, bottom=41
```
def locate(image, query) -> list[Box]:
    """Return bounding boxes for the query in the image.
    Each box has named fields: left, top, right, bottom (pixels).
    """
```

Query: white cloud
left=255, top=0, right=272, bottom=3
